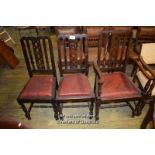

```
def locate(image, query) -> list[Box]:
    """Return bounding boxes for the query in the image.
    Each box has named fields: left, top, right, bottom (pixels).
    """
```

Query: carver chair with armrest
left=17, top=36, right=58, bottom=120
left=92, top=30, right=142, bottom=121
left=131, top=42, right=155, bottom=128
left=56, top=34, right=95, bottom=120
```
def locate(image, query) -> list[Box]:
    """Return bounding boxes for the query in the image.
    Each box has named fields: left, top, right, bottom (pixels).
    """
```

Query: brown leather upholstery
left=100, top=72, right=141, bottom=100
left=19, top=75, right=55, bottom=100
left=57, top=74, right=93, bottom=99
left=55, top=26, right=77, bottom=35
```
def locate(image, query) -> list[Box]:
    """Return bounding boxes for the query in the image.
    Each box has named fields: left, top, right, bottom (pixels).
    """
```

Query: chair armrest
left=93, top=59, right=104, bottom=96
left=135, top=56, right=155, bottom=80
left=129, top=50, right=139, bottom=61
left=93, top=59, right=104, bottom=84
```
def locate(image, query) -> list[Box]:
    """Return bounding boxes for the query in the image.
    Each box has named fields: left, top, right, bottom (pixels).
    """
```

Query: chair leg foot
left=95, top=100, right=100, bottom=121
left=53, top=102, right=59, bottom=120
left=59, top=114, right=64, bottom=121
left=18, top=100, right=31, bottom=120
left=135, top=101, right=145, bottom=116
left=126, top=101, right=135, bottom=118
left=26, top=113, right=31, bottom=120
left=140, top=100, right=154, bottom=129
left=54, top=114, right=59, bottom=120
left=57, top=103, right=63, bottom=120
left=89, top=100, right=94, bottom=119
left=132, top=112, right=135, bottom=118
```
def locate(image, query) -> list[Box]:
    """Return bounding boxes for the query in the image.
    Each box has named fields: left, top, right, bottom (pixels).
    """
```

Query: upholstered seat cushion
left=100, top=72, right=141, bottom=100
left=137, top=70, right=155, bottom=96
left=57, top=74, right=93, bottom=99
left=19, top=75, right=55, bottom=100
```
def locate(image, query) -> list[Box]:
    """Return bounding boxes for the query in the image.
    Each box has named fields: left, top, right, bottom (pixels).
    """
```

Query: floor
left=0, top=27, right=149, bottom=128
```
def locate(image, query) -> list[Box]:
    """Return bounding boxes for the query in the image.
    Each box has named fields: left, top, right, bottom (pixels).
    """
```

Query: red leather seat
left=57, top=74, right=93, bottom=99
left=100, top=72, right=141, bottom=100
left=19, top=75, right=55, bottom=100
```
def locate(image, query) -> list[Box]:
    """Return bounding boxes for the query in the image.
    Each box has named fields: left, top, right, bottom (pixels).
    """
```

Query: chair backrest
left=57, top=34, right=88, bottom=76
left=98, top=30, right=132, bottom=72
left=140, top=43, right=155, bottom=64
left=20, top=36, right=56, bottom=77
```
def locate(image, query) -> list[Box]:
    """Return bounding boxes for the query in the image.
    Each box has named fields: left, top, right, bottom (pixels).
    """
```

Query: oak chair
left=92, top=30, right=142, bottom=120
left=17, top=36, right=58, bottom=120
left=56, top=34, right=95, bottom=120
left=131, top=42, right=155, bottom=128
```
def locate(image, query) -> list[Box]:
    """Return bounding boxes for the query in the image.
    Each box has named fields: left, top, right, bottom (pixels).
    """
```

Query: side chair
left=17, top=36, right=58, bottom=120
left=56, top=34, right=95, bottom=120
